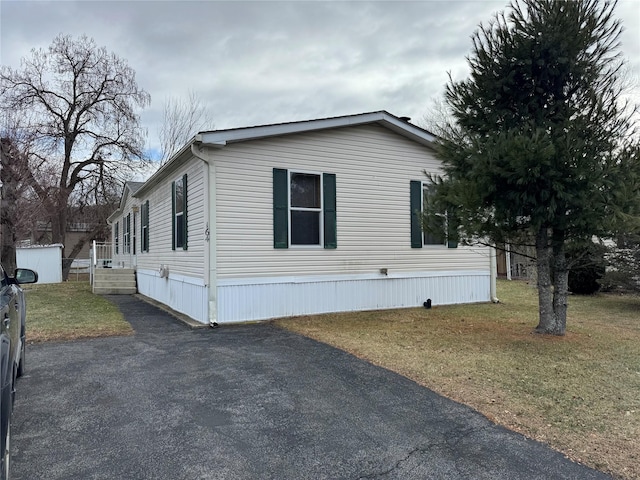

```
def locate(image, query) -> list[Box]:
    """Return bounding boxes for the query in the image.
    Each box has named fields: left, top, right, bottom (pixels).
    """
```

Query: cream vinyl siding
left=135, top=159, right=207, bottom=280
left=214, top=124, right=490, bottom=279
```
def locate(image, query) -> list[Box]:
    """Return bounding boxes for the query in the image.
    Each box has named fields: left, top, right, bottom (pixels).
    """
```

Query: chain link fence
left=66, top=257, right=91, bottom=282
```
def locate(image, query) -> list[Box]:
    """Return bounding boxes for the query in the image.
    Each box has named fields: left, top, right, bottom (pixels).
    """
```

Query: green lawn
left=23, top=281, right=133, bottom=343
left=275, top=280, right=640, bottom=479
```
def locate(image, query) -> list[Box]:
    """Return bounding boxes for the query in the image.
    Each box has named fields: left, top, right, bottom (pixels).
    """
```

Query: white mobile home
left=108, top=111, right=494, bottom=325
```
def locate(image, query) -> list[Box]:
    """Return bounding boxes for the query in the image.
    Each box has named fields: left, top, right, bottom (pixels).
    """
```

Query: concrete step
left=94, top=287, right=138, bottom=295
left=94, top=280, right=137, bottom=289
left=94, top=270, right=135, bottom=279
left=93, top=268, right=137, bottom=295
left=95, top=268, right=135, bottom=273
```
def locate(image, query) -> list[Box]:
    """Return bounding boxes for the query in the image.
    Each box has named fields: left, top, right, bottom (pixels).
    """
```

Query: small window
left=290, top=172, right=322, bottom=246
left=410, top=180, right=456, bottom=248
left=422, top=183, right=446, bottom=246
left=172, top=175, right=187, bottom=250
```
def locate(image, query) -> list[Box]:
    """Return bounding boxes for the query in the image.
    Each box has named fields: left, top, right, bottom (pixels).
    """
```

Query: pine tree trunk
left=551, top=233, right=568, bottom=336
left=534, top=226, right=556, bottom=334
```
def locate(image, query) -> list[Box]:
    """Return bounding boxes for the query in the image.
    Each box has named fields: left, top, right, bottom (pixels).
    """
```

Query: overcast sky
left=2, top=0, right=639, bottom=157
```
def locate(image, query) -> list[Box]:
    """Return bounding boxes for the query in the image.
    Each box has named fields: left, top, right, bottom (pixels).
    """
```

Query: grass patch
left=23, top=281, right=133, bottom=343
left=275, top=280, right=640, bottom=479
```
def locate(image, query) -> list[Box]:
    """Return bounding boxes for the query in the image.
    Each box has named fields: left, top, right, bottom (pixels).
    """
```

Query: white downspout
left=191, top=143, right=218, bottom=327
left=505, top=243, right=512, bottom=281
left=490, top=245, right=499, bottom=303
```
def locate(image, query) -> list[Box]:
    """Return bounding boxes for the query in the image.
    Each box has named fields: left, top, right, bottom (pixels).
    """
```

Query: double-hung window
left=273, top=168, right=336, bottom=249
left=410, top=180, right=457, bottom=248
left=422, top=183, right=446, bottom=246
left=172, top=174, right=188, bottom=250
left=290, top=172, right=323, bottom=245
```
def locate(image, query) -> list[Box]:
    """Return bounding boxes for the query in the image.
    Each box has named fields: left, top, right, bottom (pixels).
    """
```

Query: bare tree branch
left=159, top=90, right=214, bottom=163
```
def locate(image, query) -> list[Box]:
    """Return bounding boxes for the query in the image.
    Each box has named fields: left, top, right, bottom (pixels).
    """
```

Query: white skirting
left=136, top=269, right=208, bottom=323
left=216, top=270, right=490, bottom=324
left=135, top=270, right=491, bottom=325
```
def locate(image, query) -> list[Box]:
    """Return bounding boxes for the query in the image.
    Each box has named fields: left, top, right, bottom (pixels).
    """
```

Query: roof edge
left=197, top=111, right=436, bottom=146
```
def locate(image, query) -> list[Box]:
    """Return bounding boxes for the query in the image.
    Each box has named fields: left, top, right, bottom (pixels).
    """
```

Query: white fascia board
left=108, top=181, right=145, bottom=222
left=382, top=116, right=437, bottom=146
left=107, top=210, right=120, bottom=223
left=197, top=111, right=437, bottom=147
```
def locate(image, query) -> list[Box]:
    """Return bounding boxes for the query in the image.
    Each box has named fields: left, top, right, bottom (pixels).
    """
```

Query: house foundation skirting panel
left=217, top=270, right=490, bottom=323
left=136, top=269, right=208, bottom=324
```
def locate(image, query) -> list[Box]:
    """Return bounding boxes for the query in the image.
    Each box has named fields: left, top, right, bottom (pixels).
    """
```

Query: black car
left=0, top=265, right=37, bottom=480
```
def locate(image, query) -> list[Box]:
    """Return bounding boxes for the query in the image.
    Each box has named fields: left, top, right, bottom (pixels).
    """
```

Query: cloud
left=2, top=0, right=639, bottom=154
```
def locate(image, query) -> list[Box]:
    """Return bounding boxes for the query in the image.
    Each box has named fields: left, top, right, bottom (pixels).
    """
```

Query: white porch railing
left=89, top=241, right=136, bottom=283
left=90, top=241, right=111, bottom=285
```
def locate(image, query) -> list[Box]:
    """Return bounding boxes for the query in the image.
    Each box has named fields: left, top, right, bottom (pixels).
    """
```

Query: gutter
left=190, top=142, right=219, bottom=327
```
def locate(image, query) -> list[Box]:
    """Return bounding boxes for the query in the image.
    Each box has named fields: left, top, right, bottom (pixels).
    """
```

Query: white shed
left=16, top=244, right=63, bottom=284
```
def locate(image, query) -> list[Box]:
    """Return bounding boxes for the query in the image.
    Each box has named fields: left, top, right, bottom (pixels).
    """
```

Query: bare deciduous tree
left=0, top=34, right=150, bottom=279
left=159, top=91, right=214, bottom=164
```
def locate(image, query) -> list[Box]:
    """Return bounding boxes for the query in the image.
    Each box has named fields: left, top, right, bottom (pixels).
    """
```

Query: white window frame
left=422, top=182, right=447, bottom=247
left=288, top=170, right=324, bottom=248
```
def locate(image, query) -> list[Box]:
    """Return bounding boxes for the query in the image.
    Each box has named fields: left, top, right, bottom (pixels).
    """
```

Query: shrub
left=566, top=242, right=607, bottom=295
left=599, top=234, right=640, bottom=293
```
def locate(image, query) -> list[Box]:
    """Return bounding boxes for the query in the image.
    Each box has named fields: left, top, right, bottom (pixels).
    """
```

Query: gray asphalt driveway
left=12, top=295, right=610, bottom=480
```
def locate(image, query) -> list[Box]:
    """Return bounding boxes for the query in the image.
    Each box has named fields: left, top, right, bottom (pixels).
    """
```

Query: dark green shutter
left=171, top=181, right=176, bottom=250
left=182, top=173, right=188, bottom=250
left=410, top=180, right=422, bottom=248
left=323, top=173, right=337, bottom=249
left=146, top=200, right=150, bottom=251
left=273, top=168, right=288, bottom=248
left=143, top=200, right=149, bottom=252
left=140, top=205, right=144, bottom=251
